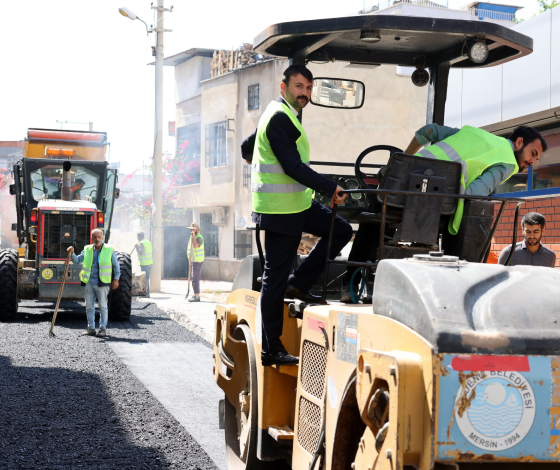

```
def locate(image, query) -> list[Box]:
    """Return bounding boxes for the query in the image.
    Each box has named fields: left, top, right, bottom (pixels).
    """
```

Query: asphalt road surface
left=0, top=299, right=226, bottom=470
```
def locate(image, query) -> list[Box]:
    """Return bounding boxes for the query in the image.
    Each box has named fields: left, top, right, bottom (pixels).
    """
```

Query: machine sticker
left=437, top=354, right=553, bottom=461
left=454, top=371, right=536, bottom=450
left=336, top=312, right=358, bottom=364
left=42, top=268, right=54, bottom=280
left=328, top=375, right=338, bottom=409
left=308, top=317, right=325, bottom=333
left=255, top=296, right=262, bottom=345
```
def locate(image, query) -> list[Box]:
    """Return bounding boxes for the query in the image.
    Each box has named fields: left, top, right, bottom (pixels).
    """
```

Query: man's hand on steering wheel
left=331, top=185, right=347, bottom=208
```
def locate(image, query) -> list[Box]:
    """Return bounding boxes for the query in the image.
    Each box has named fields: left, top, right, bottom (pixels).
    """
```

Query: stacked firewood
left=210, top=44, right=276, bottom=78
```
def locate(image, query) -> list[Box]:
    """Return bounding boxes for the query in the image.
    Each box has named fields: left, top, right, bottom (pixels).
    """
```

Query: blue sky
left=0, top=0, right=542, bottom=173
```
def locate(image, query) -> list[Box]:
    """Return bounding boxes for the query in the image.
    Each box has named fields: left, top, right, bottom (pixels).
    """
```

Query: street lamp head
left=118, top=7, right=138, bottom=20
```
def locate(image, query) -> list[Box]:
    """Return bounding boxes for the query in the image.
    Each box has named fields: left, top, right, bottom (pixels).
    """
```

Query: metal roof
left=158, top=48, right=215, bottom=67
left=253, top=15, right=532, bottom=68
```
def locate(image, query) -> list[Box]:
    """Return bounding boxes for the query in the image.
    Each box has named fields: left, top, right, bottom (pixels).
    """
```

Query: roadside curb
left=162, top=307, right=214, bottom=345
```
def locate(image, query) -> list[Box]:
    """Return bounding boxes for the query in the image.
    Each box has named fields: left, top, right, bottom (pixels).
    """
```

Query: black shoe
left=261, top=350, right=299, bottom=367
left=284, top=285, right=327, bottom=305
left=340, top=283, right=358, bottom=303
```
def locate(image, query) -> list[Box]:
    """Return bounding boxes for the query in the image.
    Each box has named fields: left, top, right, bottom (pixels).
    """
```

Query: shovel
left=183, top=244, right=194, bottom=303
left=49, top=251, right=72, bottom=337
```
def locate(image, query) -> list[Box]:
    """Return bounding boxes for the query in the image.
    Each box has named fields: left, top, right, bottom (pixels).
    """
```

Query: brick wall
left=491, top=198, right=560, bottom=267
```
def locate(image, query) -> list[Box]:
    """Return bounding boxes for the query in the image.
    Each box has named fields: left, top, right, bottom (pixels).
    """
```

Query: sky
left=0, top=0, right=543, bottom=174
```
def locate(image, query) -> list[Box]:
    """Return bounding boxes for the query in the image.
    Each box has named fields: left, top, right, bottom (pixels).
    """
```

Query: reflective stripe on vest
left=415, top=125, right=519, bottom=235
left=187, top=233, right=205, bottom=262
left=80, top=244, right=114, bottom=285
left=251, top=100, right=313, bottom=214
left=138, top=239, right=153, bottom=266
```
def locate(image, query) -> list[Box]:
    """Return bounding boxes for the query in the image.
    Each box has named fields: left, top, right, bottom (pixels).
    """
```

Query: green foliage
left=538, top=0, right=559, bottom=11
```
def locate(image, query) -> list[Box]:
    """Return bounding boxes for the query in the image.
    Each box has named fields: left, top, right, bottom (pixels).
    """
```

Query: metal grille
left=248, top=84, right=260, bottom=110
left=300, top=341, right=328, bottom=399
left=43, top=213, right=91, bottom=258
left=297, top=397, right=322, bottom=455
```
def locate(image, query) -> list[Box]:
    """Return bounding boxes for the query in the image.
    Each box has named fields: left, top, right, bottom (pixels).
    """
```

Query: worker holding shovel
left=186, top=223, right=204, bottom=302
left=67, top=228, right=121, bottom=337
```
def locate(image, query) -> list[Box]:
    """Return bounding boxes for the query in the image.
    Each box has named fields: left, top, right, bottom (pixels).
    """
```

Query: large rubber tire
left=224, top=324, right=264, bottom=470
left=0, top=249, right=18, bottom=321
left=108, top=252, right=132, bottom=321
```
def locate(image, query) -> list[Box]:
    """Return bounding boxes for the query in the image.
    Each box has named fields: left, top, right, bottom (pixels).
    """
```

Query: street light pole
left=118, top=2, right=172, bottom=292
left=150, top=0, right=165, bottom=292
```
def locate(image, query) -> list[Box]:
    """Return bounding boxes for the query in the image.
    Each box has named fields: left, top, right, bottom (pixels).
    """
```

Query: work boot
left=81, top=328, right=96, bottom=336
left=261, top=350, right=299, bottom=367
left=188, top=296, right=200, bottom=302
left=96, top=328, right=107, bottom=338
left=284, top=285, right=327, bottom=305
left=340, top=283, right=358, bottom=303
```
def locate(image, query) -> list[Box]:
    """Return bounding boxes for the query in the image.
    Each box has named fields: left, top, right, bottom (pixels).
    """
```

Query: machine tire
left=0, top=248, right=19, bottom=321
left=224, top=324, right=264, bottom=470
left=108, top=251, right=132, bottom=321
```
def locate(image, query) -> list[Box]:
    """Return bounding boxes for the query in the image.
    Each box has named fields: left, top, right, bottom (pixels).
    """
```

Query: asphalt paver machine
left=213, top=15, right=560, bottom=470
left=0, top=129, right=132, bottom=321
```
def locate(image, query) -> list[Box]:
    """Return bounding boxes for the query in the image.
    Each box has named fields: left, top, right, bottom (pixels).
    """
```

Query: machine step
left=272, top=364, right=299, bottom=377
left=268, top=425, right=294, bottom=441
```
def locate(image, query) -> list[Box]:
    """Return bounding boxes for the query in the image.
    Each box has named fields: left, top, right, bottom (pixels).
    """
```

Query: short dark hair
left=282, top=64, right=313, bottom=86
left=522, top=212, right=546, bottom=228
left=137, top=231, right=145, bottom=239
left=75, top=178, right=85, bottom=186
left=508, top=125, right=548, bottom=152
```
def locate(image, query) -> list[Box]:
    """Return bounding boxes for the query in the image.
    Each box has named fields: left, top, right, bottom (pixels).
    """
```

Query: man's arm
left=266, top=112, right=337, bottom=198
left=70, top=250, right=85, bottom=264
left=191, top=233, right=200, bottom=248
left=111, top=250, right=121, bottom=290
left=464, top=164, right=516, bottom=196
left=404, top=124, right=460, bottom=154
left=497, top=245, right=512, bottom=265
left=241, top=130, right=257, bottom=163
left=136, top=243, right=145, bottom=255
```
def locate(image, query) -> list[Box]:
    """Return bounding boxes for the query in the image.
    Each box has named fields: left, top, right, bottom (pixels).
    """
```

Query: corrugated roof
left=148, top=48, right=216, bottom=66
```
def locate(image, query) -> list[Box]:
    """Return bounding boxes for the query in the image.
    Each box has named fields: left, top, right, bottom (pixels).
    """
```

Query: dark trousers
left=192, top=262, right=203, bottom=295
left=140, top=265, right=151, bottom=295
left=261, top=202, right=353, bottom=353
left=344, top=198, right=384, bottom=287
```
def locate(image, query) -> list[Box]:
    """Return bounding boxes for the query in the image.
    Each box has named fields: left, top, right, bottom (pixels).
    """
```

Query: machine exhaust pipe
left=62, top=161, right=72, bottom=201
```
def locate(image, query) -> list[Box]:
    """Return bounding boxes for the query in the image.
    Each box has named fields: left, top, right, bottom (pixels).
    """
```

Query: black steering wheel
left=354, top=145, right=403, bottom=189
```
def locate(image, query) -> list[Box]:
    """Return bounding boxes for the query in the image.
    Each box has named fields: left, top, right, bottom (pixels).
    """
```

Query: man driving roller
left=243, top=64, right=353, bottom=366
left=341, top=124, right=548, bottom=303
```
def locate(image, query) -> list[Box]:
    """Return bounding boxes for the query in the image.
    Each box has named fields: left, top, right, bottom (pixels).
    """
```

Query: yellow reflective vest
left=80, top=244, right=114, bottom=286
left=187, top=233, right=205, bottom=262
left=138, top=239, right=153, bottom=266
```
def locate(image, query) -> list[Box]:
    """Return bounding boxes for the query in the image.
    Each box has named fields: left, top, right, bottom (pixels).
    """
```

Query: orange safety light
left=61, top=148, right=75, bottom=157
left=30, top=210, right=38, bottom=225
left=46, top=147, right=61, bottom=157
left=97, top=212, right=105, bottom=228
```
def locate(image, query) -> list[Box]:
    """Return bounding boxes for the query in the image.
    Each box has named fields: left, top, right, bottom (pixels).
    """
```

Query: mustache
left=297, top=95, right=308, bottom=101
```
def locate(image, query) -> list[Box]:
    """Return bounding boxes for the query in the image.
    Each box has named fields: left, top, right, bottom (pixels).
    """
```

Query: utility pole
left=149, top=0, right=172, bottom=292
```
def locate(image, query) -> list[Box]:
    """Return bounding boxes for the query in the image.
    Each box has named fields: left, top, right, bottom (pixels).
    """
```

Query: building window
left=243, top=164, right=251, bottom=189
left=205, top=122, right=227, bottom=168
left=495, top=127, right=560, bottom=197
left=200, top=213, right=219, bottom=257
left=248, top=84, right=260, bottom=111
left=234, top=228, right=253, bottom=260
left=176, top=122, right=201, bottom=185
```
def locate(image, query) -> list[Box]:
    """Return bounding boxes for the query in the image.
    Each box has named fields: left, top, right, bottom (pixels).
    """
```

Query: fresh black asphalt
left=0, top=299, right=219, bottom=470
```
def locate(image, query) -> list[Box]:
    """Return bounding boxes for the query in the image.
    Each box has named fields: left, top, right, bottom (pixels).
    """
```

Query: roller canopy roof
left=253, top=15, right=532, bottom=69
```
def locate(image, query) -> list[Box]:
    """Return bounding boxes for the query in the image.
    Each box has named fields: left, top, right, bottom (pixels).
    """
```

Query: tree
left=538, top=0, right=559, bottom=11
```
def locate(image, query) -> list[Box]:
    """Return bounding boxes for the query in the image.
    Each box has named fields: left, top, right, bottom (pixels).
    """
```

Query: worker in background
left=186, top=222, right=204, bottom=302
left=342, top=124, right=548, bottom=303
left=67, top=228, right=120, bottom=337
left=242, top=64, right=353, bottom=366
left=498, top=212, right=556, bottom=267
left=134, top=231, right=153, bottom=297
left=72, top=179, right=86, bottom=200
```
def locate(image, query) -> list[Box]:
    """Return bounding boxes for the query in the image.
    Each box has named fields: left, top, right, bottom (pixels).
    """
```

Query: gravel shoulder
left=0, top=299, right=219, bottom=470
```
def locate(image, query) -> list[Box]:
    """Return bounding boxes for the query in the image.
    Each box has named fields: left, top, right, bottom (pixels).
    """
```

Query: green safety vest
left=187, top=233, right=205, bottom=262
left=251, top=100, right=313, bottom=214
left=138, top=239, right=153, bottom=266
left=80, top=244, right=114, bottom=285
left=416, top=125, right=519, bottom=235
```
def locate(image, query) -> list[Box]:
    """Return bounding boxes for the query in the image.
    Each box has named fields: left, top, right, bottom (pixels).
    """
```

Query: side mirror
left=114, top=188, right=120, bottom=199
left=310, top=78, right=365, bottom=109
left=9, top=184, right=15, bottom=196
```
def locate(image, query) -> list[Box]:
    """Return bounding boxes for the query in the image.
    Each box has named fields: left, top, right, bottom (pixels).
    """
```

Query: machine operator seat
left=358, top=153, right=463, bottom=260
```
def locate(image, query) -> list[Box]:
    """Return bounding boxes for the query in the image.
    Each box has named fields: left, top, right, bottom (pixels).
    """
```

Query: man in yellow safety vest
left=186, top=222, right=205, bottom=302
left=134, top=231, right=153, bottom=298
left=67, top=228, right=120, bottom=337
